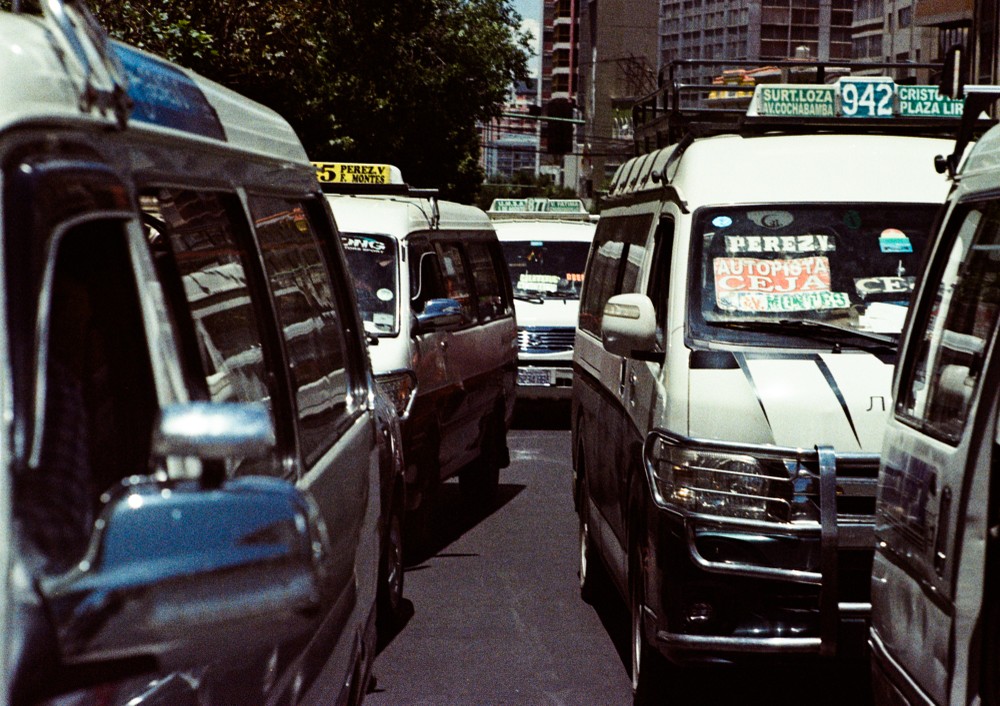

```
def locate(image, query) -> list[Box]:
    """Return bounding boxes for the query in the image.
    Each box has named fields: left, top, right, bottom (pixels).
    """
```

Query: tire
left=578, top=476, right=603, bottom=604
left=630, top=534, right=670, bottom=705
left=459, top=411, right=502, bottom=507
left=377, top=488, right=405, bottom=638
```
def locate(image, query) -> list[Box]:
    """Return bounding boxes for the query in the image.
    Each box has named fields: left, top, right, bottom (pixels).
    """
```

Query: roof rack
left=632, top=58, right=981, bottom=150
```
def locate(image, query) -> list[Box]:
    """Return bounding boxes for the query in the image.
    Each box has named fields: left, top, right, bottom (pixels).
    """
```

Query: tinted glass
left=502, top=240, right=590, bottom=300
left=250, top=196, right=349, bottom=466
left=466, top=241, right=508, bottom=321
left=692, top=203, right=939, bottom=348
left=436, top=242, right=476, bottom=323
left=341, top=232, right=399, bottom=336
left=899, top=202, right=1000, bottom=442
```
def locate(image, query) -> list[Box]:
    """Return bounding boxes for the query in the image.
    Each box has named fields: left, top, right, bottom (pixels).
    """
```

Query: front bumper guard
left=642, top=429, right=877, bottom=657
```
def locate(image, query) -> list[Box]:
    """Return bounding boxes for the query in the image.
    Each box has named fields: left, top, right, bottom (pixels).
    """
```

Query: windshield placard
left=714, top=255, right=850, bottom=313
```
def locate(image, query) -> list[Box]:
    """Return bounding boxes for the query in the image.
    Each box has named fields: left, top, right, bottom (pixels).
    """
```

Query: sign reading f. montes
left=313, top=162, right=393, bottom=185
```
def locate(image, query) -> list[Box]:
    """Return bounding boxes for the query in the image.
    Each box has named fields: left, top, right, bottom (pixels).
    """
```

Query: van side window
left=648, top=216, right=676, bottom=349
left=579, top=213, right=654, bottom=335
left=409, top=238, right=445, bottom=311
left=466, top=241, right=507, bottom=321
left=435, top=242, right=476, bottom=323
left=898, top=201, right=1000, bottom=442
left=24, top=223, right=157, bottom=571
left=143, top=189, right=281, bottom=476
left=249, top=195, right=350, bottom=467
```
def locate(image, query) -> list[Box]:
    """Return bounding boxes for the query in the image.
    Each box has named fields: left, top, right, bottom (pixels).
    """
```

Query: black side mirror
left=939, top=43, right=968, bottom=101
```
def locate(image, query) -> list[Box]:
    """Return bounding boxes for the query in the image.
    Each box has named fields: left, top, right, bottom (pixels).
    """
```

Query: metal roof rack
left=632, top=58, right=983, bottom=151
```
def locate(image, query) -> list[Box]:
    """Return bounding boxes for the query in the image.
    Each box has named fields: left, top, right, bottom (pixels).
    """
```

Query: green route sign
left=751, top=80, right=965, bottom=119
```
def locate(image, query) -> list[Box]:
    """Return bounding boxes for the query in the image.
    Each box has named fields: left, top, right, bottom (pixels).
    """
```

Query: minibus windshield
left=692, top=203, right=940, bottom=347
left=341, top=233, right=399, bottom=335
left=502, top=240, right=590, bottom=301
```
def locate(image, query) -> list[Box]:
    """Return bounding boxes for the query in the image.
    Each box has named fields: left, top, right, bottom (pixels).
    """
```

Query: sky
left=511, top=0, right=542, bottom=78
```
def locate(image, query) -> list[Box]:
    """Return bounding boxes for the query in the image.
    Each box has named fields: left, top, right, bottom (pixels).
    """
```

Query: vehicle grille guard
left=642, top=428, right=878, bottom=656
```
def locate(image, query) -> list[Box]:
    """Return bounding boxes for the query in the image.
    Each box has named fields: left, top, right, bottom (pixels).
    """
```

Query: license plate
left=518, top=368, right=553, bottom=386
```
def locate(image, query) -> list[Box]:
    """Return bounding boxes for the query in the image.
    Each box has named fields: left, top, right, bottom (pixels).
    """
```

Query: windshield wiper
left=513, top=292, right=545, bottom=304
left=722, top=319, right=897, bottom=353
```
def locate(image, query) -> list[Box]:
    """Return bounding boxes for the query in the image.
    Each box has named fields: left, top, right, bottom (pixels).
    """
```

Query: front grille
left=799, top=455, right=880, bottom=522
left=518, top=326, right=575, bottom=353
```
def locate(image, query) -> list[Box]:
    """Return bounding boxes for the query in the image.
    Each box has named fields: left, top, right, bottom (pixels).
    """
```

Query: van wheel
left=578, top=475, right=605, bottom=605
left=377, top=484, right=405, bottom=639
left=459, top=412, right=502, bottom=507
left=630, top=532, right=670, bottom=704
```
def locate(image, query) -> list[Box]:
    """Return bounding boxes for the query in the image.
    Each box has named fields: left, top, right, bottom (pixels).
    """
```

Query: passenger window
left=142, top=189, right=280, bottom=476
left=899, top=201, right=1000, bottom=442
left=579, top=213, right=654, bottom=335
left=466, top=241, right=507, bottom=321
left=23, top=223, right=157, bottom=572
left=647, top=216, right=676, bottom=349
left=435, top=242, right=476, bottom=323
left=409, top=238, right=446, bottom=311
left=250, top=195, right=351, bottom=467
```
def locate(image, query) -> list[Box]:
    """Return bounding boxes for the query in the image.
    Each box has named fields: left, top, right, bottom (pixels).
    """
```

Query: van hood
left=513, top=299, right=580, bottom=328
left=687, top=352, right=893, bottom=452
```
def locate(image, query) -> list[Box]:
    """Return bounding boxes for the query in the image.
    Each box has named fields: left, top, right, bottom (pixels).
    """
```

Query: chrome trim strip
left=838, top=602, right=872, bottom=616
left=657, top=632, right=821, bottom=654
left=684, top=521, right=823, bottom=585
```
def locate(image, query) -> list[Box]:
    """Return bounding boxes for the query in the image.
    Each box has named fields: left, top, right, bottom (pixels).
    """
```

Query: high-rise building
left=480, top=79, right=541, bottom=181
left=576, top=0, right=660, bottom=198
left=659, top=0, right=854, bottom=69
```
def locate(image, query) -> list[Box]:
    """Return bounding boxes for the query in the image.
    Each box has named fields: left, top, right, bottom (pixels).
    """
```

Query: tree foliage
left=79, top=0, right=530, bottom=201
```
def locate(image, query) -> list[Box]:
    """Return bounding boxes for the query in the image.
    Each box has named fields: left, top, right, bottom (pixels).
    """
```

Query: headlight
left=645, top=435, right=819, bottom=524
left=376, top=371, right=417, bottom=418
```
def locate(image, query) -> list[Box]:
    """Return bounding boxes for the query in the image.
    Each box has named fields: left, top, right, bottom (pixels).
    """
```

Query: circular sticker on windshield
left=376, top=288, right=394, bottom=302
left=712, top=215, right=733, bottom=229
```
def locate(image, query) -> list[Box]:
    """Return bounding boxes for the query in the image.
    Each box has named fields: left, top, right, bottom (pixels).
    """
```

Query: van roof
left=492, top=219, right=597, bottom=242
left=605, top=132, right=954, bottom=209
left=0, top=9, right=308, bottom=165
left=326, top=194, right=494, bottom=236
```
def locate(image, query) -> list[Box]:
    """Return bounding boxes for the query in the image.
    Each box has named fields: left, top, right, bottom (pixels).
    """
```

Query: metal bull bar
left=642, top=430, right=878, bottom=657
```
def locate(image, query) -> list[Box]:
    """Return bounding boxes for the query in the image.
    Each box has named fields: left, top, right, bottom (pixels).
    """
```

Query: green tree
left=76, top=0, right=530, bottom=201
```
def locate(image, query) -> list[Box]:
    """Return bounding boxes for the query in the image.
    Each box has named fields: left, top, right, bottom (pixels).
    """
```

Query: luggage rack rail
left=632, top=58, right=970, bottom=150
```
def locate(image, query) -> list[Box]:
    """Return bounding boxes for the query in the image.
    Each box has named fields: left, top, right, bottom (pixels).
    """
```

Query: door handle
left=618, top=359, right=627, bottom=397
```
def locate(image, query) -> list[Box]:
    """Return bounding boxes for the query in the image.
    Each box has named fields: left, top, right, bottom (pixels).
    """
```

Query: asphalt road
left=363, top=402, right=874, bottom=705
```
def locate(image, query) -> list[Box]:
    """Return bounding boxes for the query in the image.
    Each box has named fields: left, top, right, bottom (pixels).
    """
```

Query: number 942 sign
left=838, top=78, right=895, bottom=118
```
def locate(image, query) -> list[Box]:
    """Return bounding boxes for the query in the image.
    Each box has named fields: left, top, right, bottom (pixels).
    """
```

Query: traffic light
left=544, top=99, right=574, bottom=155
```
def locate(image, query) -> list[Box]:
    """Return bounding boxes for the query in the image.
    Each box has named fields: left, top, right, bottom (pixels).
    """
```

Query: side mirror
left=38, top=474, right=332, bottom=681
left=601, top=293, right=658, bottom=358
left=153, top=402, right=275, bottom=460
left=414, top=297, right=464, bottom=333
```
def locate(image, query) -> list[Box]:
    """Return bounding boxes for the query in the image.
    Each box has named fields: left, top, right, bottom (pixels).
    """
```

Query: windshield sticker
left=712, top=215, right=733, bottom=229
left=373, top=312, right=394, bottom=327
left=878, top=228, right=913, bottom=253
left=724, top=234, right=836, bottom=254
left=342, top=235, right=387, bottom=253
left=518, top=273, right=560, bottom=292
left=376, top=288, right=395, bottom=302
left=747, top=211, right=794, bottom=229
left=714, top=256, right=850, bottom=312
left=854, top=275, right=915, bottom=297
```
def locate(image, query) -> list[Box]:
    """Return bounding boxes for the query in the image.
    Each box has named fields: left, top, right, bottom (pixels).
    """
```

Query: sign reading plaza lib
left=751, top=78, right=964, bottom=120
